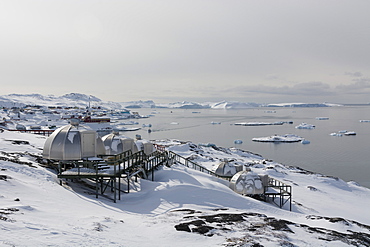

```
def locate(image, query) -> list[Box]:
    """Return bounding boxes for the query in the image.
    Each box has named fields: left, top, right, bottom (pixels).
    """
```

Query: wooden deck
left=56, top=149, right=292, bottom=210
left=263, top=178, right=292, bottom=211
left=57, top=150, right=168, bottom=202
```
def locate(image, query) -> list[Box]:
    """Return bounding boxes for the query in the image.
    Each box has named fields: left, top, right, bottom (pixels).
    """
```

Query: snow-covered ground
left=1, top=129, right=370, bottom=246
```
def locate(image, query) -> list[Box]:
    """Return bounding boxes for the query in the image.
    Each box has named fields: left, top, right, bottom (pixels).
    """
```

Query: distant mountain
left=266, top=102, right=341, bottom=107
left=120, top=100, right=156, bottom=108
left=62, top=93, right=100, bottom=102
left=210, top=101, right=260, bottom=109
left=0, top=93, right=342, bottom=109
left=158, top=101, right=208, bottom=109
left=0, top=93, right=122, bottom=109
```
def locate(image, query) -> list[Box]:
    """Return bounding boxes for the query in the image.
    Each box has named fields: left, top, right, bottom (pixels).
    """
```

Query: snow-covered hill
left=267, top=102, right=342, bottom=107
left=1, top=130, right=370, bottom=246
left=0, top=93, right=340, bottom=110
left=210, top=101, right=260, bottom=109
left=0, top=93, right=122, bottom=109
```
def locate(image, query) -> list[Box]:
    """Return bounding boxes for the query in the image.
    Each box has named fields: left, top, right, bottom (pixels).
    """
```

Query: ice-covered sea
left=130, top=105, right=370, bottom=188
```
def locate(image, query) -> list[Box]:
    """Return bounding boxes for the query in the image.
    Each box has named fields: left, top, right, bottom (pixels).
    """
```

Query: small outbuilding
left=135, top=135, right=156, bottom=155
left=43, top=123, right=106, bottom=160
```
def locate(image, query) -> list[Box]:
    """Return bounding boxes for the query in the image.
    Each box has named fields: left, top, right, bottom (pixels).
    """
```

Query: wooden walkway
left=4, top=129, right=54, bottom=136
left=56, top=149, right=291, bottom=210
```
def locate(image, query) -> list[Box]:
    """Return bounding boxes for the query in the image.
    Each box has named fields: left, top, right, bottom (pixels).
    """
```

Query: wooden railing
left=3, top=129, right=55, bottom=136
left=264, top=177, right=292, bottom=211
left=167, top=151, right=232, bottom=181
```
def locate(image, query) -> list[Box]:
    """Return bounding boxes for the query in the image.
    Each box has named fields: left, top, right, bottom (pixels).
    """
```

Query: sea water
left=125, top=106, right=370, bottom=188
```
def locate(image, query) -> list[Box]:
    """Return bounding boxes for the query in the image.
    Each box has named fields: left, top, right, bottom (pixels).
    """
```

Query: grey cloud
left=228, top=82, right=334, bottom=97
left=345, top=72, right=363, bottom=77
left=336, top=78, right=370, bottom=93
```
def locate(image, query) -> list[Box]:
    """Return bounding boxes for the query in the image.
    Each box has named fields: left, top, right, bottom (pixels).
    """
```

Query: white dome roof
left=213, top=161, right=243, bottom=177
left=101, top=133, right=138, bottom=155
left=229, top=171, right=267, bottom=195
left=43, top=124, right=105, bottom=160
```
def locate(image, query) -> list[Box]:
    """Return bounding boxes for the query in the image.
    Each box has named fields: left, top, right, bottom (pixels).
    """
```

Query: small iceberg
left=330, top=130, right=356, bottom=136
left=344, top=131, right=356, bottom=136
left=234, top=139, right=243, bottom=144
left=252, top=134, right=303, bottom=143
left=142, top=124, right=152, bottom=128
left=235, top=121, right=284, bottom=126
left=359, top=120, right=370, bottom=122
left=301, top=139, right=310, bottom=144
left=114, top=127, right=141, bottom=132
left=211, top=121, right=221, bottom=125
left=120, top=121, right=139, bottom=125
left=316, top=117, right=329, bottom=120
left=295, top=123, right=315, bottom=129
left=330, top=133, right=342, bottom=137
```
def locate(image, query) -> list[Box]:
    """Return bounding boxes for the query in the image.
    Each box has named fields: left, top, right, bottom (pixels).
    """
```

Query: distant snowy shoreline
left=0, top=93, right=342, bottom=110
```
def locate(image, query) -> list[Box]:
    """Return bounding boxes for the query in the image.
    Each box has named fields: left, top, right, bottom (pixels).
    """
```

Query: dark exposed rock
left=10, top=140, right=30, bottom=145
left=307, top=186, right=318, bottom=191
left=0, top=208, right=19, bottom=223
left=175, top=223, right=191, bottom=232
left=175, top=219, right=214, bottom=235
left=0, top=151, right=36, bottom=167
left=175, top=211, right=370, bottom=246
left=212, top=208, right=229, bottom=211
left=194, top=225, right=215, bottom=235
left=0, top=208, right=19, bottom=214
left=200, top=213, right=245, bottom=224
left=0, top=174, right=9, bottom=180
left=171, top=209, right=200, bottom=214
left=264, top=218, right=294, bottom=233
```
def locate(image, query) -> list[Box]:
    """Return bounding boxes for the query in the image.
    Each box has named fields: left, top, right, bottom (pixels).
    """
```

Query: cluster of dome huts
left=43, top=120, right=156, bottom=161
left=212, top=159, right=269, bottom=195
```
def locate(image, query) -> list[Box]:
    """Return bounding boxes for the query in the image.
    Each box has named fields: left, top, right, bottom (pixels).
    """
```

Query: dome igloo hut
left=229, top=170, right=269, bottom=195
left=101, top=132, right=138, bottom=155
left=43, top=123, right=106, bottom=161
left=213, top=159, right=243, bottom=178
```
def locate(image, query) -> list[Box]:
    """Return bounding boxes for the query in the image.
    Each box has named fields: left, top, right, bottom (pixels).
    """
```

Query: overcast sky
left=1, top=0, right=370, bottom=104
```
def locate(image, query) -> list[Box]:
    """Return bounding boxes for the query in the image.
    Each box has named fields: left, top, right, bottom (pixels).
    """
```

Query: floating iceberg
left=316, top=117, right=329, bottom=120
left=252, top=134, right=303, bottom=143
left=234, top=139, right=243, bottom=144
left=235, top=121, right=284, bottom=126
left=330, top=130, right=356, bottom=136
left=344, top=131, right=356, bottom=136
left=330, top=133, right=343, bottom=137
left=295, top=123, right=315, bottom=129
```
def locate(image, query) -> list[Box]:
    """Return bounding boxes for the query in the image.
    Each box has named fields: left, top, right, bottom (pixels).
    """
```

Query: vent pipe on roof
left=70, top=118, right=80, bottom=127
